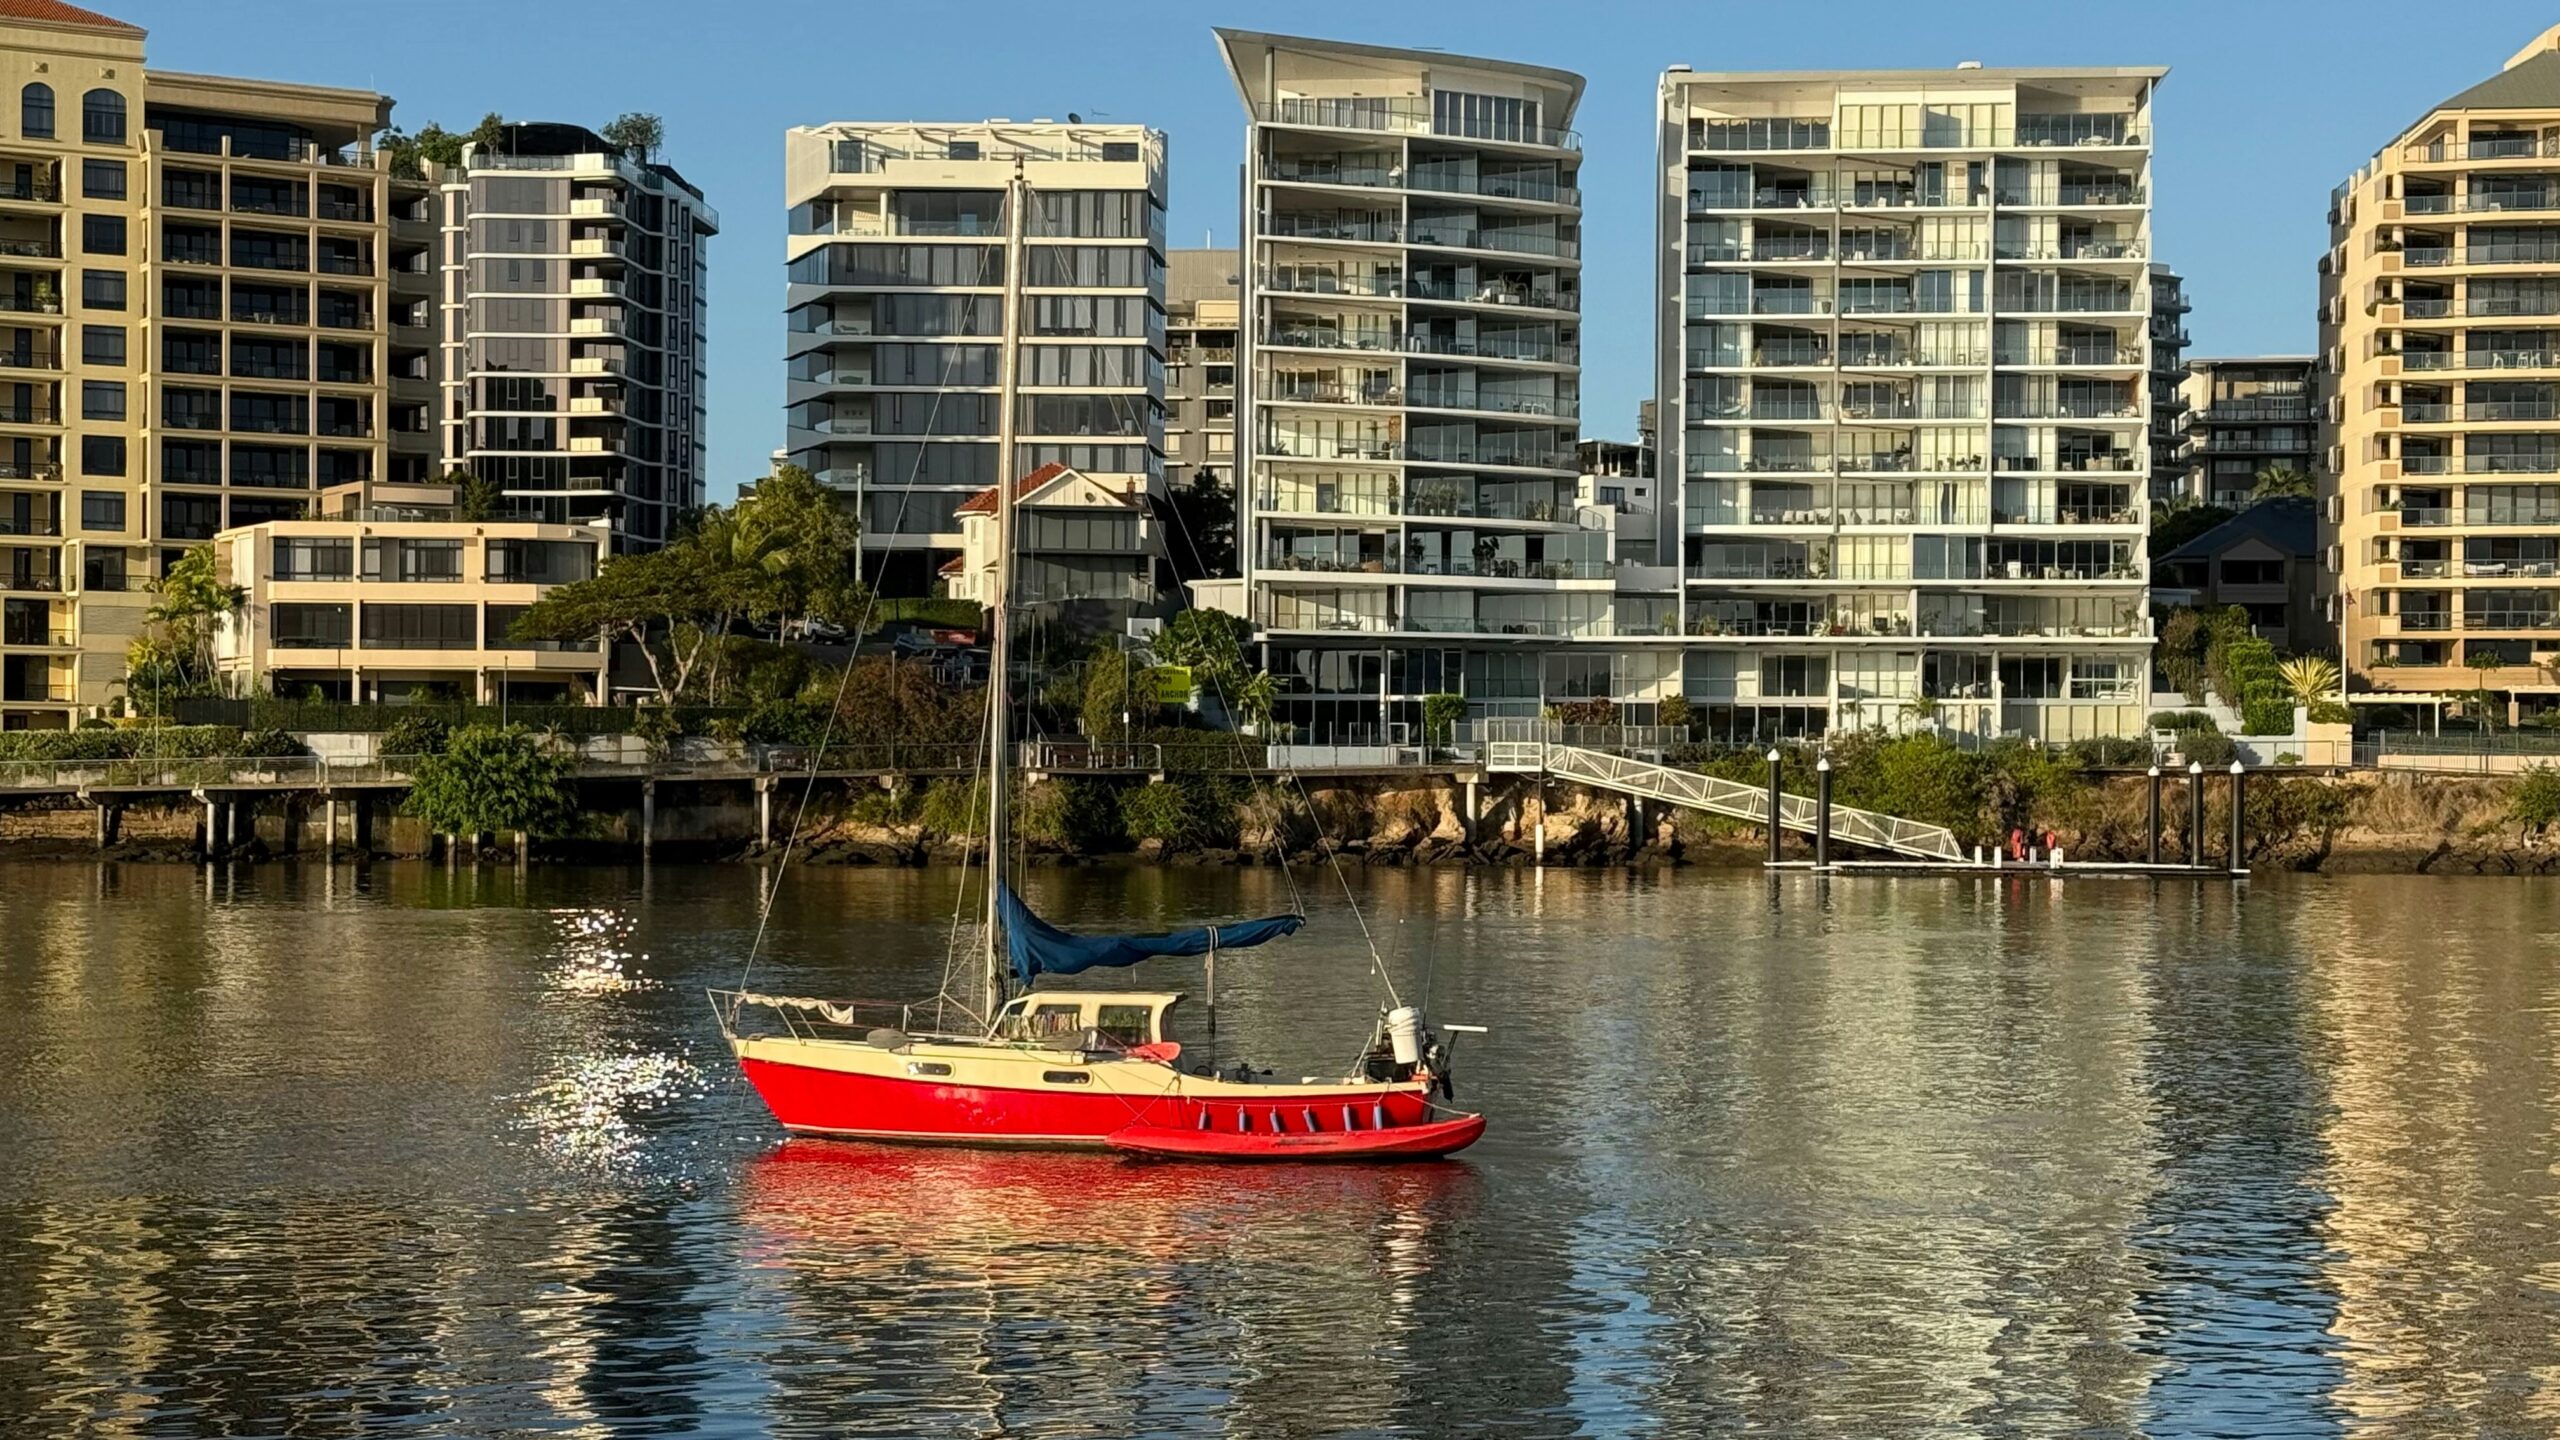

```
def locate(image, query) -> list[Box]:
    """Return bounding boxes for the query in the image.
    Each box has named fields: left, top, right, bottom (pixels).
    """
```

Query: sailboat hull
left=734, top=1037, right=1436, bottom=1150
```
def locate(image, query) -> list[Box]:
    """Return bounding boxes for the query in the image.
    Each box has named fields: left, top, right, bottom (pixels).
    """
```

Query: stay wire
left=736, top=236, right=1004, bottom=1007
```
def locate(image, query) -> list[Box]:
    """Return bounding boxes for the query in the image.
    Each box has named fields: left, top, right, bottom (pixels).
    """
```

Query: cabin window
left=905, top=1061, right=953, bottom=1077
left=1095, top=1005, right=1155, bottom=1047
left=1042, top=1070, right=1092, bottom=1085
left=1025, top=1004, right=1084, bottom=1039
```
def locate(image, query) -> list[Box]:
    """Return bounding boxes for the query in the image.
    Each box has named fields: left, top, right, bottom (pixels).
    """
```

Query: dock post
left=1532, top=783, right=1545, bottom=864
left=1814, top=756, right=1833, bottom=871
left=2146, top=765, right=2163, bottom=866
left=1764, top=748, right=1783, bottom=864
left=1463, top=778, right=1478, bottom=841
left=2227, top=761, right=2247, bottom=874
left=756, top=775, right=775, bottom=848
left=325, top=797, right=339, bottom=855
left=2187, top=761, right=2206, bottom=869
left=642, top=781, right=657, bottom=860
left=95, top=802, right=114, bottom=849
left=201, top=794, right=217, bottom=858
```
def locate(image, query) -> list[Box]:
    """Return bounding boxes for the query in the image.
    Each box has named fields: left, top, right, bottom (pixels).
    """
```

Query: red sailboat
left=715, top=159, right=1481, bottom=1163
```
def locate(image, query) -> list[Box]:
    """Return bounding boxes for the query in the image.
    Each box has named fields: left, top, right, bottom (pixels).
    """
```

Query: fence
left=2357, top=731, right=2560, bottom=775
left=175, top=698, right=751, bottom=737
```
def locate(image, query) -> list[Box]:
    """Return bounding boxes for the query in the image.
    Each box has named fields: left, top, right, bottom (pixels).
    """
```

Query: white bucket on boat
left=1386, top=1006, right=1425, bottom=1067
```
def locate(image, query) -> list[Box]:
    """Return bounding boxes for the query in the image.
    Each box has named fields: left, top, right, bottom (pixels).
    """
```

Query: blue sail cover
left=1000, top=886, right=1304, bottom=984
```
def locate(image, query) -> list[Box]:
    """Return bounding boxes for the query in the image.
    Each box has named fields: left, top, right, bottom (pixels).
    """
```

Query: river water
left=1, top=862, right=2557, bottom=1437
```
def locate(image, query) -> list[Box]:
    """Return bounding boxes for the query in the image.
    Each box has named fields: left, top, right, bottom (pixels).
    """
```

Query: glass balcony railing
left=1258, top=99, right=1580, bottom=151
left=2402, top=349, right=2560, bottom=370
left=2401, top=453, right=2560, bottom=474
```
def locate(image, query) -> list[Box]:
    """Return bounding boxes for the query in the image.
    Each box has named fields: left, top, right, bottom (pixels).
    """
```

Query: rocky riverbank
left=2, top=768, right=2554, bottom=875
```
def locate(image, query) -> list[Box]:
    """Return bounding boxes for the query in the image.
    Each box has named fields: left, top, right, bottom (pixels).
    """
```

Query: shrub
left=2276, top=753, right=2302, bottom=766
left=236, top=727, right=309, bottom=758
left=847, top=779, right=920, bottom=827
left=2175, top=729, right=2238, bottom=767
left=2240, top=698, right=2297, bottom=736
left=404, top=725, right=578, bottom=838
left=1117, top=779, right=1242, bottom=849
left=2068, top=736, right=2155, bottom=767
left=1658, top=694, right=1693, bottom=731
left=1421, top=693, right=1466, bottom=748
left=2307, top=698, right=2354, bottom=726
left=2147, top=710, right=2218, bottom=733
left=917, top=776, right=986, bottom=838
left=1016, top=778, right=1122, bottom=852
left=2513, top=764, right=2560, bottom=831
left=381, top=715, right=452, bottom=758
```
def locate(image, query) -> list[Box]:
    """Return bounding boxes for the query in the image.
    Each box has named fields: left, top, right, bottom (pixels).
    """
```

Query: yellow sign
left=1153, top=666, right=1194, bottom=704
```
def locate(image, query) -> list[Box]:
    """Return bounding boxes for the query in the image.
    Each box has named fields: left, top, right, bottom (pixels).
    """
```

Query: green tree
left=468, top=111, right=507, bottom=154
left=449, top=467, right=503, bottom=521
left=2469, top=649, right=2507, bottom=732
left=726, top=463, right=864, bottom=637
left=1421, top=692, right=1467, bottom=750
left=2252, top=464, right=2315, bottom=500
left=600, top=112, right=665, bottom=164
left=142, top=545, right=247, bottom=692
left=1153, top=607, right=1250, bottom=689
left=2147, top=502, right=2235, bottom=561
left=1234, top=669, right=1279, bottom=736
left=405, top=724, right=578, bottom=839
left=1157, top=466, right=1237, bottom=581
left=1079, top=641, right=1151, bottom=740
left=509, top=539, right=751, bottom=705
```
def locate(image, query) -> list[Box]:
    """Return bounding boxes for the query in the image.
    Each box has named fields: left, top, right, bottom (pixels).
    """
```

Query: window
left=81, top=159, right=124, bottom=200
left=272, top=536, right=353, bottom=580
left=1101, top=141, right=1139, bottom=163
left=20, top=83, right=50, bottom=139
left=79, top=490, right=123, bottom=531
left=80, top=380, right=123, bottom=421
left=362, top=537, right=463, bottom=582
left=487, top=538, right=596, bottom=583
left=82, top=548, right=125, bottom=591
left=81, top=325, right=124, bottom=366
left=80, top=435, right=123, bottom=477
left=160, top=494, right=218, bottom=540
left=359, top=602, right=475, bottom=649
left=82, top=269, right=123, bottom=311
left=271, top=602, right=352, bottom=648
left=946, top=139, right=979, bottom=160
left=81, top=88, right=124, bottom=145
left=81, top=214, right=125, bottom=255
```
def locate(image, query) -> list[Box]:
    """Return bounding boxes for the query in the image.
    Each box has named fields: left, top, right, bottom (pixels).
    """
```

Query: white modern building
left=782, top=120, right=1168, bottom=597
left=437, top=123, right=716, bottom=552
left=1218, top=29, right=1613, bottom=743
left=1657, top=63, right=2164, bottom=742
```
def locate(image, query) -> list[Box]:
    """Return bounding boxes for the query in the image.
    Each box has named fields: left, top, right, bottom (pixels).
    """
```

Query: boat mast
left=983, top=158, right=1027, bottom=1018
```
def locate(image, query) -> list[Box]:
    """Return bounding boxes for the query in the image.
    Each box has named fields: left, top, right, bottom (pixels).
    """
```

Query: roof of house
left=938, top=554, right=966, bottom=576
left=2164, top=496, right=2317, bottom=563
left=2435, top=45, right=2560, bottom=113
left=0, top=0, right=142, bottom=32
left=953, top=462, right=1141, bottom=516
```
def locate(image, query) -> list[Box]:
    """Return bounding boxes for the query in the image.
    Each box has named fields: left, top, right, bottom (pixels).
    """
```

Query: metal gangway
left=1533, top=744, right=1970, bottom=863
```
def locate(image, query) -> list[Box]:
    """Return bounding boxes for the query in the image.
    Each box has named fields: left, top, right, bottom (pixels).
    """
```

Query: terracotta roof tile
left=951, top=461, right=1146, bottom=516
left=0, top=0, right=143, bottom=33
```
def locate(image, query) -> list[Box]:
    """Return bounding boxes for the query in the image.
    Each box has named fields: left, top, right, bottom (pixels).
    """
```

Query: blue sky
left=114, top=0, right=2560, bottom=499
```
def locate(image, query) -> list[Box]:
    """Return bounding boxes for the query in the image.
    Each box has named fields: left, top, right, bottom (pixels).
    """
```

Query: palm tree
left=2278, top=655, right=2341, bottom=708
left=1234, top=669, right=1279, bottom=736
left=2469, top=649, right=2508, bottom=732
left=144, top=546, right=246, bottom=691
left=2251, top=464, right=2315, bottom=500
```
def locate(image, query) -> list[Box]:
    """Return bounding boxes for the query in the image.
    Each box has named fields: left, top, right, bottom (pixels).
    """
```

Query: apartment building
left=210, top=478, right=607, bottom=703
left=1658, top=63, right=2163, bottom=743
left=2176, top=356, right=2314, bottom=506
left=782, top=120, right=1168, bottom=598
left=1218, top=29, right=1600, bottom=742
left=0, top=1, right=421, bottom=728
left=1164, top=247, right=1237, bottom=492
left=435, top=123, right=715, bottom=552
left=2319, top=23, right=2560, bottom=716
left=2147, top=263, right=2190, bottom=502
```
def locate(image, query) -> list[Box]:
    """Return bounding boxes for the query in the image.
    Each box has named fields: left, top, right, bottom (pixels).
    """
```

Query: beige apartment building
left=210, top=479, right=607, bottom=703
left=1164, top=247, right=1237, bottom=494
left=0, top=1, right=419, bottom=728
left=2319, top=23, right=2560, bottom=716
left=1658, top=63, right=2164, bottom=743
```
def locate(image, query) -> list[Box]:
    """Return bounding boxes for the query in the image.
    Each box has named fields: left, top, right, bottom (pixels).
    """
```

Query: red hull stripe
left=739, top=1056, right=1433, bottom=1143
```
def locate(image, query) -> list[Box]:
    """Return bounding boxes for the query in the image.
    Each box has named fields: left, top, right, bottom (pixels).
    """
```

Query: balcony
left=1258, top=98, right=1581, bottom=152
left=1689, top=187, right=1835, bottom=213
left=0, top=571, right=62, bottom=592
left=2403, top=243, right=2560, bottom=268
left=2402, top=348, right=2560, bottom=371
left=1409, top=224, right=1578, bottom=260
left=2402, top=400, right=2560, bottom=423
left=1406, top=279, right=1577, bottom=312
left=2404, top=191, right=2560, bottom=216
left=2406, top=137, right=2560, bottom=163
left=0, top=349, right=60, bottom=372
left=2401, top=454, right=2560, bottom=475
left=0, top=514, right=56, bottom=536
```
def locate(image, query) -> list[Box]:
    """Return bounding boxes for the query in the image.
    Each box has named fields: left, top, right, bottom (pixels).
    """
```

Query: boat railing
left=709, top=987, right=937, bottom=1044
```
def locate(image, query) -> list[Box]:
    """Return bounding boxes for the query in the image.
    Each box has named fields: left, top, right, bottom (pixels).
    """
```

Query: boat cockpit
left=991, top=991, right=1184, bottom=1052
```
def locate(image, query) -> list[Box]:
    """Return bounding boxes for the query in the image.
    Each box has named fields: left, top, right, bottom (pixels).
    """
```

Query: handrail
left=1539, top=744, right=1966, bottom=861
